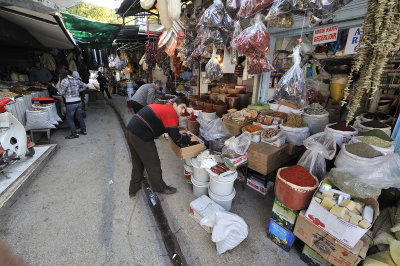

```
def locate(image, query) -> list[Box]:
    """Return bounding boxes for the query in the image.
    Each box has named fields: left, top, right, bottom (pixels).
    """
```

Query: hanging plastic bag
left=200, top=211, right=248, bottom=255
left=205, top=47, right=223, bottom=83
left=227, top=0, right=240, bottom=19
left=298, top=132, right=337, bottom=181
left=198, top=0, right=226, bottom=28
left=198, top=116, right=230, bottom=141
left=273, top=45, right=306, bottom=107
left=232, top=14, right=270, bottom=58
left=265, top=0, right=294, bottom=28
left=238, top=0, right=274, bottom=18
left=248, top=55, right=274, bottom=74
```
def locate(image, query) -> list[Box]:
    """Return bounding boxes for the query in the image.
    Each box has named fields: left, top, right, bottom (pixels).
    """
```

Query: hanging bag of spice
left=273, top=45, right=306, bottom=107
left=232, top=14, right=270, bottom=59
left=275, top=165, right=319, bottom=210
left=248, top=55, right=274, bottom=74
left=205, top=46, right=223, bottom=83
left=238, top=0, right=274, bottom=18
left=297, top=132, right=337, bottom=181
left=265, top=0, right=294, bottom=28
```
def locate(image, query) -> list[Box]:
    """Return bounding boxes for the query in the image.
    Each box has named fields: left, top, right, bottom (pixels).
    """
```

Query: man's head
left=154, top=80, right=162, bottom=90
left=173, top=97, right=188, bottom=117
left=72, top=71, right=81, bottom=79
left=34, top=61, right=41, bottom=69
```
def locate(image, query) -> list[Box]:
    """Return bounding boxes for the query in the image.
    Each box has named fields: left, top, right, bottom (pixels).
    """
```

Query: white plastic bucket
left=184, top=158, right=192, bottom=166
left=208, top=188, right=236, bottom=211
left=191, top=158, right=209, bottom=182
left=209, top=171, right=238, bottom=196
left=324, top=123, right=358, bottom=147
left=192, top=177, right=209, bottom=197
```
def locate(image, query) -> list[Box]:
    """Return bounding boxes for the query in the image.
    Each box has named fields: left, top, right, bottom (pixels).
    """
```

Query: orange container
left=274, top=167, right=319, bottom=210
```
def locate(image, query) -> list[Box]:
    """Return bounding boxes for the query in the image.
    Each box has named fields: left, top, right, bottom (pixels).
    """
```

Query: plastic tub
left=209, top=171, right=238, bottom=196
left=191, top=158, right=209, bottom=182
left=208, top=188, right=236, bottom=211
left=192, top=177, right=209, bottom=197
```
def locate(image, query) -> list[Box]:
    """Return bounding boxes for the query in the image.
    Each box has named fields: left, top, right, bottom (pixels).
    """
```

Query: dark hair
left=154, top=80, right=162, bottom=85
left=174, top=97, right=188, bottom=106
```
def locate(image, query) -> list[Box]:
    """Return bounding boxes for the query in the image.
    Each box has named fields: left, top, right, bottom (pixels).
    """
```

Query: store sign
left=312, top=25, right=339, bottom=45
left=344, top=27, right=363, bottom=55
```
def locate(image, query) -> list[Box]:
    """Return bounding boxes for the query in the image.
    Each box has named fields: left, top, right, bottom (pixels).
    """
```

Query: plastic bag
left=198, top=116, right=230, bottom=141
left=298, top=132, right=336, bottom=181
left=302, top=113, right=329, bottom=135
left=273, top=45, right=306, bottom=107
left=200, top=211, right=248, bottom=255
left=238, top=0, right=274, bottom=18
left=232, top=14, right=270, bottom=58
left=280, top=124, right=309, bottom=145
left=205, top=47, right=223, bottom=83
left=306, top=79, right=330, bottom=104
left=25, top=109, right=56, bottom=130
left=198, top=0, right=225, bottom=27
left=334, top=143, right=383, bottom=169
left=306, top=0, right=354, bottom=27
left=248, top=55, right=274, bottom=74
left=232, top=132, right=252, bottom=155
left=227, top=0, right=240, bottom=19
left=265, top=0, right=294, bottom=28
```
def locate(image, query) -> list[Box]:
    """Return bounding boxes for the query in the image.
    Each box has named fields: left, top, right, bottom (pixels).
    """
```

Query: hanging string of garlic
left=342, top=0, right=400, bottom=124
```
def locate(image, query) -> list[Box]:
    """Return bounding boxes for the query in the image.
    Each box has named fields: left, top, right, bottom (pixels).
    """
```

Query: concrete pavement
left=0, top=100, right=170, bottom=266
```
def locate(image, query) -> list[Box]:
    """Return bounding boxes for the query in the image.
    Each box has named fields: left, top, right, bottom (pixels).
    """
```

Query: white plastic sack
left=334, top=144, right=384, bottom=169
left=302, top=112, right=329, bottom=135
left=280, top=125, right=309, bottom=146
left=198, top=115, right=230, bottom=141
left=324, top=123, right=358, bottom=147
left=35, top=105, right=58, bottom=125
left=298, top=132, right=336, bottom=181
left=200, top=211, right=248, bottom=255
left=25, top=110, right=56, bottom=130
left=353, top=118, right=392, bottom=136
left=269, top=103, right=303, bottom=114
left=224, top=132, right=252, bottom=155
left=349, top=136, right=395, bottom=156
left=140, top=0, right=155, bottom=10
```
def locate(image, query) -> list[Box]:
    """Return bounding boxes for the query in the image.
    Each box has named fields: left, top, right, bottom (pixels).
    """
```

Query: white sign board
left=312, top=25, right=339, bottom=45
left=344, top=27, right=362, bottom=55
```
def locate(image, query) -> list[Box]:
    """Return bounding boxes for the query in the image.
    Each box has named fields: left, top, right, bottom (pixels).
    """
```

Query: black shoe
left=159, top=186, right=177, bottom=195
left=129, top=187, right=141, bottom=197
left=65, top=134, right=79, bottom=139
left=78, top=131, right=87, bottom=135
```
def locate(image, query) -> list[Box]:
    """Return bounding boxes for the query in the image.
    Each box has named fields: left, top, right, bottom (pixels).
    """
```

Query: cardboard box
left=246, top=177, right=273, bottom=196
left=189, top=195, right=225, bottom=233
left=223, top=119, right=251, bottom=136
left=267, top=219, right=296, bottom=252
left=294, top=211, right=371, bottom=266
left=304, top=179, right=378, bottom=248
left=225, top=153, right=247, bottom=167
left=247, top=142, right=290, bottom=175
left=271, top=197, right=299, bottom=231
left=300, top=244, right=331, bottom=266
left=168, top=133, right=205, bottom=159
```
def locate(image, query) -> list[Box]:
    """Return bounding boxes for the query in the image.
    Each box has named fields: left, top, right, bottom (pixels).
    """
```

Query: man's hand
left=179, top=130, right=187, bottom=135
left=190, top=136, right=198, bottom=142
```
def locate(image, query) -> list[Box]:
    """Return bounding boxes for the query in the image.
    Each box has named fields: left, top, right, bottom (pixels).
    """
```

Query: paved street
left=0, top=101, right=170, bottom=266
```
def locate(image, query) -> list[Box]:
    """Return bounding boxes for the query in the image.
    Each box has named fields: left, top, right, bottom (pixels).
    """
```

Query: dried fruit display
left=223, top=108, right=257, bottom=122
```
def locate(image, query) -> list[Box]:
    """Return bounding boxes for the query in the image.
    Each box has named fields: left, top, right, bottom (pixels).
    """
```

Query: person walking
left=59, top=71, right=88, bottom=139
left=97, top=72, right=112, bottom=99
left=111, top=71, right=117, bottom=95
left=126, top=97, right=196, bottom=196
left=131, top=80, right=162, bottom=113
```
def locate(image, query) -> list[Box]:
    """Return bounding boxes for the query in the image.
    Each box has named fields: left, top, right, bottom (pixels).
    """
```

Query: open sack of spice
left=280, top=114, right=310, bottom=146
left=232, top=14, right=271, bottom=59
left=328, top=153, right=400, bottom=198
left=273, top=45, right=307, bottom=107
left=349, top=135, right=395, bottom=156
left=297, top=132, right=337, bottom=181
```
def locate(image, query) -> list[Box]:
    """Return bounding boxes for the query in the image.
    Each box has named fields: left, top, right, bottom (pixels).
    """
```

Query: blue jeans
left=66, top=102, right=86, bottom=135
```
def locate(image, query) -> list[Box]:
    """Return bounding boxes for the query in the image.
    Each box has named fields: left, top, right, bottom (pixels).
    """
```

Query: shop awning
left=61, top=13, right=122, bottom=49
left=0, top=6, right=76, bottom=49
left=0, top=0, right=80, bottom=13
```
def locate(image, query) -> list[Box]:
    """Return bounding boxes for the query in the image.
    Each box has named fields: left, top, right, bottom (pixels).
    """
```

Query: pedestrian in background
left=111, top=71, right=117, bottom=95
left=59, top=71, right=88, bottom=139
left=97, top=72, right=112, bottom=100
left=130, top=80, right=162, bottom=113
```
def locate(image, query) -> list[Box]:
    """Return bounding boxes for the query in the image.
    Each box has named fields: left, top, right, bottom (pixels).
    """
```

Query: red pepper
left=280, top=165, right=316, bottom=187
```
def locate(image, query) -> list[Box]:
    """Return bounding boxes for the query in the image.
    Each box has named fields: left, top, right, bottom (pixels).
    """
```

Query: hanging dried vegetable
left=238, top=0, right=274, bottom=18
left=343, top=0, right=400, bottom=124
left=145, top=40, right=159, bottom=72
left=248, top=55, right=274, bottom=74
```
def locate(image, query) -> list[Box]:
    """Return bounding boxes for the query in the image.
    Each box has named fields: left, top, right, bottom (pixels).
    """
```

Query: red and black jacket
left=127, top=104, right=191, bottom=145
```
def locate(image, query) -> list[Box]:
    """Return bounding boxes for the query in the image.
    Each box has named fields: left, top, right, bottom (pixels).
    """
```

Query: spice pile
left=29, top=107, right=44, bottom=111
left=361, top=120, right=389, bottom=129
left=242, top=124, right=263, bottom=133
left=329, top=122, right=355, bottom=132
left=305, top=103, right=328, bottom=115
left=280, top=165, right=316, bottom=187
left=357, top=136, right=392, bottom=148
left=181, top=110, right=190, bottom=117
left=188, top=113, right=198, bottom=121
left=210, top=163, right=230, bottom=175
left=0, top=92, right=18, bottom=98
left=345, top=143, right=381, bottom=158
left=10, top=87, right=30, bottom=95
left=283, top=114, right=307, bottom=127
left=262, top=128, right=279, bottom=139
left=361, top=129, right=393, bottom=141
left=214, top=100, right=227, bottom=106
left=202, top=106, right=215, bottom=113
left=193, top=106, right=204, bottom=110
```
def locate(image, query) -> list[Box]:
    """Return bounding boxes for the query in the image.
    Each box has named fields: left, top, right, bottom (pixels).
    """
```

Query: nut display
left=262, top=128, right=279, bottom=139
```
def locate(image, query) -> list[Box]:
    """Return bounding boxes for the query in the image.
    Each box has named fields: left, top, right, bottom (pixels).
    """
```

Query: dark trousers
left=112, top=85, right=117, bottom=94
left=126, top=130, right=166, bottom=193
left=100, top=86, right=112, bottom=99
left=66, top=102, right=86, bottom=135
left=132, top=101, right=144, bottom=113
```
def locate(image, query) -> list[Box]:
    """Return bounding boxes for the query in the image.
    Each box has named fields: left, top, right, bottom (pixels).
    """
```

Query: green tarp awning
left=61, top=12, right=121, bottom=49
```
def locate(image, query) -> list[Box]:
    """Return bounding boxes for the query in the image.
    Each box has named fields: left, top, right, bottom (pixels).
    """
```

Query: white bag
left=25, top=109, right=56, bottom=130
left=168, top=0, right=181, bottom=20
left=298, top=132, right=336, bottom=181
left=269, top=103, right=303, bottom=114
left=200, top=211, right=248, bottom=255
left=280, top=125, right=309, bottom=146
left=35, top=105, right=58, bottom=125
left=140, top=0, right=156, bottom=10
left=324, top=123, right=358, bottom=147
left=260, top=129, right=286, bottom=147
left=349, top=136, right=395, bottom=156
left=334, top=144, right=384, bottom=169
left=353, top=118, right=392, bottom=136
left=302, top=112, right=329, bottom=135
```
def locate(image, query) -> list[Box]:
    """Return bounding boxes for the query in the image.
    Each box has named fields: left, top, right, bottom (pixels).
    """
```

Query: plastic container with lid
left=208, top=188, right=236, bottom=211
left=192, top=177, right=209, bottom=197
left=209, top=171, right=238, bottom=196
